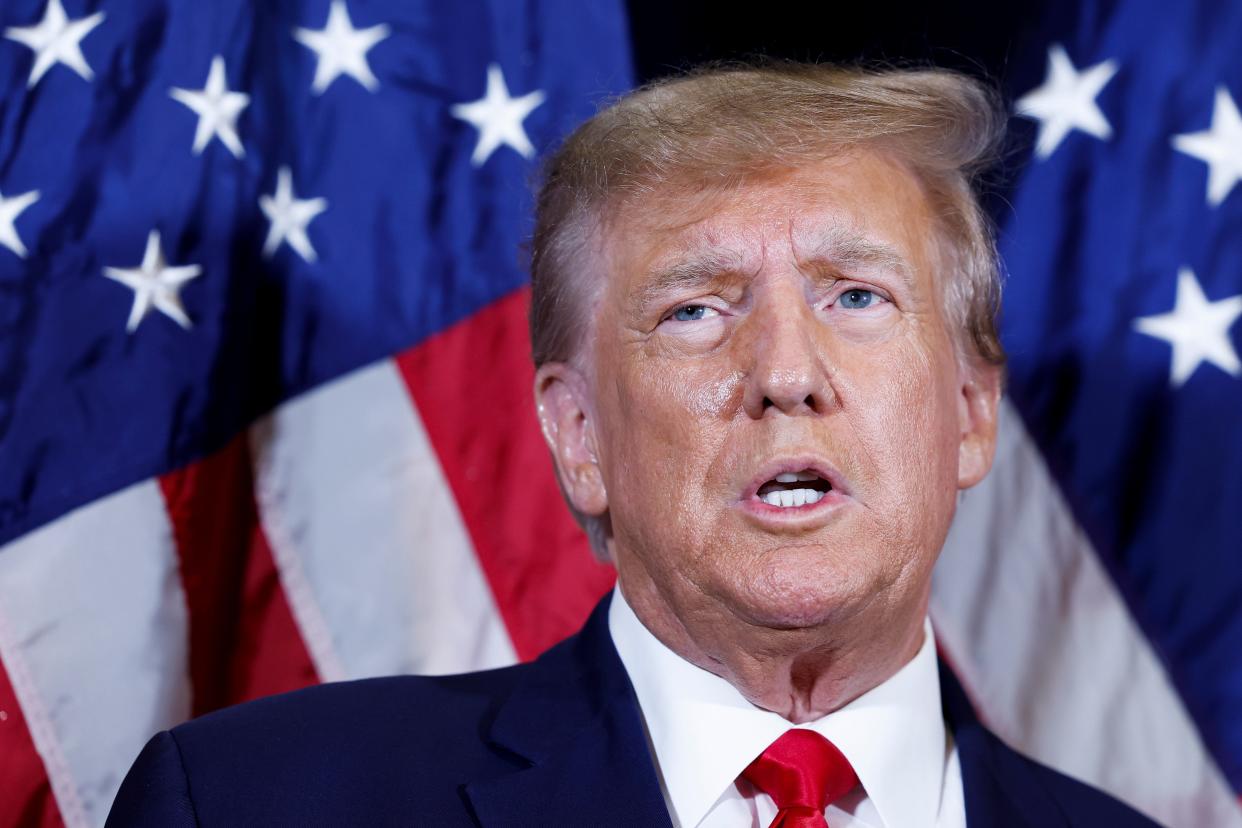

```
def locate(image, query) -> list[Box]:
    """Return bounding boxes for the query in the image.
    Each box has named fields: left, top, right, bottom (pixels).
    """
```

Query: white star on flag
left=451, top=63, right=546, bottom=167
left=1171, top=86, right=1242, bottom=207
left=102, top=230, right=202, bottom=333
left=294, top=0, right=391, bottom=94
left=4, top=0, right=105, bottom=88
left=1134, top=267, right=1242, bottom=387
left=169, top=55, right=250, bottom=158
left=260, top=167, right=328, bottom=263
left=0, top=189, right=40, bottom=258
left=1016, top=43, right=1118, bottom=159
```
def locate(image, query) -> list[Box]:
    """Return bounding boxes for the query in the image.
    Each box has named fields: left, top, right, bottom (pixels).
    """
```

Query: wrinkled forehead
left=594, top=151, right=944, bottom=300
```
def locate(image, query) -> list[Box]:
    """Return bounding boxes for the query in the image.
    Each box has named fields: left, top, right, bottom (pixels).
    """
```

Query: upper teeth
left=774, top=471, right=820, bottom=483
left=762, top=489, right=825, bottom=508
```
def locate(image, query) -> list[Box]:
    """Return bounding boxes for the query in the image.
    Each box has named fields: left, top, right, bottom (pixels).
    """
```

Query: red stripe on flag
left=0, top=652, right=62, bottom=828
left=159, top=436, right=318, bottom=717
left=396, top=288, right=616, bottom=661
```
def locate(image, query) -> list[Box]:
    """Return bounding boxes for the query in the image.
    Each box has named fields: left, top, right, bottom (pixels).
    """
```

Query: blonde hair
left=528, top=62, right=1008, bottom=555
left=530, top=61, right=1008, bottom=369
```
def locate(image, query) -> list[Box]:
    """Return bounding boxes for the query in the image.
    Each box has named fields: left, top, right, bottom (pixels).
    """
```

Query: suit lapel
left=469, top=600, right=1076, bottom=827
left=939, top=659, right=1070, bottom=827
left=465, top=595, right=673, bottom=827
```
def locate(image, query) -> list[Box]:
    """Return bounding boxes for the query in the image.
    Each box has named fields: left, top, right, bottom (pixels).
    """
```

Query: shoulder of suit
left=974, top=724, right=1164, bottom=826
left=142, top=666, right=541, bottom=825
left=171, top=664, right=533, bottom=763
left=176, top=665, right=533, bottom=735
left=1025, top=759, right=1164, bottom=826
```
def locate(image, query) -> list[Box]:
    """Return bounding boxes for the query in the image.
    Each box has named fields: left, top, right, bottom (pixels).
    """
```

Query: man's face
left=545, top=149, right=999, bottom=637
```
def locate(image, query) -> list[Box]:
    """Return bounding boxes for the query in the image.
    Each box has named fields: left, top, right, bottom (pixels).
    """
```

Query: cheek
left=612, top=354, right=743, bottom=439
left=599, top=359, right=745, bottom=547
left=685, top=369, right=746, bottom=418
left=592, top=316, right=726, bottom=578
left=847, top=341, right=961, bottom=515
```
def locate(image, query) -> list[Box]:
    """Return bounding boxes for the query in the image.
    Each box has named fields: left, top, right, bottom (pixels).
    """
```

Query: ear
left=533, top=362, right=609, bottom=516
left=956, top=361, right=1002, bottom=490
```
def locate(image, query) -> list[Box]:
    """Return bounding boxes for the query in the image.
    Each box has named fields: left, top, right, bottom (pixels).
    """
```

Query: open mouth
left=755, top=470, right=833, bottom=508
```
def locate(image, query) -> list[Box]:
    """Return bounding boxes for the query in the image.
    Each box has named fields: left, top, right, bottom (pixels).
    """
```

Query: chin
left=723, top=545, right=885, bottom=631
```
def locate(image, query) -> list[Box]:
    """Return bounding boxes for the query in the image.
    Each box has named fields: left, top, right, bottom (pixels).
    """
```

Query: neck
left=616, top=566, right=927, bottom=723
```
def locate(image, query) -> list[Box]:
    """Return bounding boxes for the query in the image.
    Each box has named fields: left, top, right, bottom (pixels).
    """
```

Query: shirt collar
left=609, top=585, right=946, bottom=828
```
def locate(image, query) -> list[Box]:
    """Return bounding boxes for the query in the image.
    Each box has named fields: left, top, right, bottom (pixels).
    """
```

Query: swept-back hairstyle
left=531, top=61, right=1007, bottom=368
left=528, top=62, right=1008, bottom=553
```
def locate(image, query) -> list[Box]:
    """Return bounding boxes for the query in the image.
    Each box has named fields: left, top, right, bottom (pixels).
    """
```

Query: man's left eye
left=670, top=304, right=718, bottom=322
left=837, top=289, right=881, bottom=309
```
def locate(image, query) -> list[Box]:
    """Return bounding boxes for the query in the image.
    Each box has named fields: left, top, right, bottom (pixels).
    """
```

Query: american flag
left=0, top=1, right=625, bottom=824
left=943, top=0, right=1237, bottom=824
left=0, top=0, right=1238, bottom=827
left=948, top=0, right=1242, bottom=824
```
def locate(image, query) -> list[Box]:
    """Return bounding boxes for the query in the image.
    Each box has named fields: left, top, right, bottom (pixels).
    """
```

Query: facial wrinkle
left=790, top=218, right=916, bottom=296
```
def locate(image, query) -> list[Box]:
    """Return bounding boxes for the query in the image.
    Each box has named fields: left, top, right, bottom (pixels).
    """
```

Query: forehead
left=599, top=150, right=940, bottom=291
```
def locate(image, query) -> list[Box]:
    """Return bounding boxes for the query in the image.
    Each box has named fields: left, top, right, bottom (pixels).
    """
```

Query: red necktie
left=741, top=729, right=860, bottom=828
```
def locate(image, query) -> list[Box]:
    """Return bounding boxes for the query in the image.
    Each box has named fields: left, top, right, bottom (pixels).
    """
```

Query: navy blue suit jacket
left=108, top=594, right=1162, bottom=826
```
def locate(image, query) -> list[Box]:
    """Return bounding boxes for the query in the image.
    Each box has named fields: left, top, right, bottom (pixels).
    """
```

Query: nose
left=741, top=290, right=837, bottom=419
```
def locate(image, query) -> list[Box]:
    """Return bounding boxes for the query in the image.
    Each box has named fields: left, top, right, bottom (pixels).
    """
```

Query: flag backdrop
left=0, top=0, right=1239, bottom=826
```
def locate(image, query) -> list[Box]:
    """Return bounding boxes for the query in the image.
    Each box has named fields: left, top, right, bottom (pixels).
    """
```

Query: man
left=108, top=63, right=1161, bottom=827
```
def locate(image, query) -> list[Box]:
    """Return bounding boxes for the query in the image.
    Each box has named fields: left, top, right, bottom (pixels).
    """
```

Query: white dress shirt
left=608, top=586, right=967, bottom=828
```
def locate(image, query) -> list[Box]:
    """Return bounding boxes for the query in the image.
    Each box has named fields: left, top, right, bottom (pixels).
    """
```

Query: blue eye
left=838, top=289, right=876, bottom=309
left=671, top=305, right=715, bottom=322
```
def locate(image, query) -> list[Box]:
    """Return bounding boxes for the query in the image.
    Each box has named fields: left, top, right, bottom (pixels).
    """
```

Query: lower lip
left=741, top=489, right=852, bottom=521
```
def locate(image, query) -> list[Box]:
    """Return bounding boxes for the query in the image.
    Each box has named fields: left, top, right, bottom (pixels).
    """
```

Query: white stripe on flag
left=250, top=357, right=516, bottom=681
left=0, top=480, right=191, bottom=828
left=933, top=398, right=1242, bottom=828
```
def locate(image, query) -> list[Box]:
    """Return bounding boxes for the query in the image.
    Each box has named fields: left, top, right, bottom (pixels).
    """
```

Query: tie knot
left=742, top=730, right=859, bottom=816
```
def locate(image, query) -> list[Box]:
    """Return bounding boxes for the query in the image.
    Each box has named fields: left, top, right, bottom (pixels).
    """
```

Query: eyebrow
left=633, top=224, right=915, bottom=316
left=633, top=247, right=752, bottom=315
left=793, top=224, right=915, bottom=291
